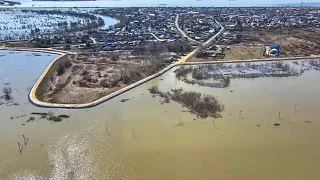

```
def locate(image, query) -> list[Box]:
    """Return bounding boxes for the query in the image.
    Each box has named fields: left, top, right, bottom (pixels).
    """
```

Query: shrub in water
left=2, top=87, right=12, bottom=101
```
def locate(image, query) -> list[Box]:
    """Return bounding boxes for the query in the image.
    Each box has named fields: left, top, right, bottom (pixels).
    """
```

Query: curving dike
left=1, top=48, right=319, bottom=109
left=29, top=50, right=320, bottom=109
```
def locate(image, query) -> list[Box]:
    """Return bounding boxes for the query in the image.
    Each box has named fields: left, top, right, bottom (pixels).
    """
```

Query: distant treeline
left=23, top=9, right=101, bottom=21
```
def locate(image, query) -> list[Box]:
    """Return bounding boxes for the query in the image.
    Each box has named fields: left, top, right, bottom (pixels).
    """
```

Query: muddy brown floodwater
left=1, top=51, right=320, bottom=180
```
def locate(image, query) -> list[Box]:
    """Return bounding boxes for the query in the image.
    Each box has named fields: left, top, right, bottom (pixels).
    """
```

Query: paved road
left=175, top=14, right=200, bottom=44
left=203, top=19, right=225, bottom=47
left=150, top=33, right=163, bottom=41
left=90, top=37, right=97, bottom=44
left=176, top=16, right=225, bottom=63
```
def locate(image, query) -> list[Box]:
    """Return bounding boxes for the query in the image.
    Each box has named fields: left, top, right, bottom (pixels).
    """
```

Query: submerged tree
left=223, top=76, right=230, bottom=87
left=2, top=87, right=13, bottom=101
left=149, top=86, right=224, bottom=118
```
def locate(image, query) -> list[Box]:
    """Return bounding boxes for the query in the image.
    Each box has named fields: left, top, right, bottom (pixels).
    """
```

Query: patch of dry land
left=241, top=28, right=320, bottom=56
left=190, top=28, right=320, bottom=62
left=1, top=40, right=33, bottom=48
left=40, top=52, right=166, bottom=104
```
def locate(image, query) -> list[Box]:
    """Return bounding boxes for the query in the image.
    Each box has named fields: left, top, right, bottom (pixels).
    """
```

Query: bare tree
left=2, top=87, right=12, bottom=101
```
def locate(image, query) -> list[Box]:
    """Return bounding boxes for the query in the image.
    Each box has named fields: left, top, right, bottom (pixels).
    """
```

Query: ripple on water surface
left=1, top=54, right=320, bottom=180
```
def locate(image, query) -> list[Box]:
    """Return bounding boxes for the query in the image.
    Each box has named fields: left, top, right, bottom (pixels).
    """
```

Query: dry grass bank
left=38, top=52, right=167, bottom=104
left=190, top=28, right=320, bottom=62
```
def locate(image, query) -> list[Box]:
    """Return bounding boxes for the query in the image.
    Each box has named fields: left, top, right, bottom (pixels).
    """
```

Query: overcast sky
left=12, top=0, right=320, bottom=7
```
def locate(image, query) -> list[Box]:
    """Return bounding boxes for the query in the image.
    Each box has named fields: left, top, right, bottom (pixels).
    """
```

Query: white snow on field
left=0, top=9, right=91, bottom=40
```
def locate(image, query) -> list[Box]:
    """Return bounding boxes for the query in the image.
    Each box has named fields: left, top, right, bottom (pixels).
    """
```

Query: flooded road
left=1, top=51, right=320, bottom=179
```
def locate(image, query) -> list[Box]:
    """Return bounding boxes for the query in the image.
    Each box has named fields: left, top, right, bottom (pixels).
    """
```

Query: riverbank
left=1, top=47, right=319, bottom=109
left=0, top=47, right=69, bottom=55
left=29, top=51, right=320, bottom=108
left=1, top=49, right=320, bottom=180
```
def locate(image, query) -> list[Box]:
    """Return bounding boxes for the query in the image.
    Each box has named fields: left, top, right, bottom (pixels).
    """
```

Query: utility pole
left=301, top=0, right=304, bottom=8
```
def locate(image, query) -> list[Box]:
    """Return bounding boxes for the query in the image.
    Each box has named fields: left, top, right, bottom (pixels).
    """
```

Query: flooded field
left=0, top=9, right=85, bottom=40
left=1, top=51, right=320, bottom=179
left=0, top=8, right=116, bottom=40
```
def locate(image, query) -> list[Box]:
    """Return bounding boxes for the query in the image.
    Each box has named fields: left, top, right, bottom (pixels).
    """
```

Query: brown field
left=190, top=28, right=320, bottom=62
left=40, top=52, right=166, bottom=104
left=241, top=28, right=320, bottom=56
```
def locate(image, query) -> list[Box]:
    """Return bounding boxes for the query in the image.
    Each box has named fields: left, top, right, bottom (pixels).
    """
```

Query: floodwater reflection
left=1, top=51, right=320, bottom=180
